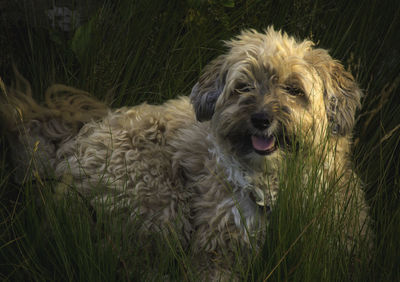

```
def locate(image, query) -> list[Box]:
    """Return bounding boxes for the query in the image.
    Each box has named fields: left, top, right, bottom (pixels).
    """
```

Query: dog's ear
left=190, top=55, right=227, bottom=122
left=310, top=50, right=362, bottom=136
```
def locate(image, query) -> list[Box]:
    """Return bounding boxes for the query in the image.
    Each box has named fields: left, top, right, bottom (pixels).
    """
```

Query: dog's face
left=191, top=27, right=361, bottom=168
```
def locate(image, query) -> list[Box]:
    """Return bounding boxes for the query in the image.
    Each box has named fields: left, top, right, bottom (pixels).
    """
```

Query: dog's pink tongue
left=251, top=135, right=275, bottom=151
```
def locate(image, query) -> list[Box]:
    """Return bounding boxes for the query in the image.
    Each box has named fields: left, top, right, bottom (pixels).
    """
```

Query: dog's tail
left=0, top=68, right=109, bottom=183
left=0, top=68, right=108, bottom=133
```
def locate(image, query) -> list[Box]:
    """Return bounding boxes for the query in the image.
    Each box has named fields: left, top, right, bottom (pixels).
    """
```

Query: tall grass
left=1, top=0, right=399, bottom=281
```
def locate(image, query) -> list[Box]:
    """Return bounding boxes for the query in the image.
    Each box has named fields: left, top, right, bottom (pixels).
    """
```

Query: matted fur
left=1, top=27, right=371, bottom=280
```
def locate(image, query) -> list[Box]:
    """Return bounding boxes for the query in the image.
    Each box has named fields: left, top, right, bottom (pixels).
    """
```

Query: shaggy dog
left=1, top=27, right=370, bottom=280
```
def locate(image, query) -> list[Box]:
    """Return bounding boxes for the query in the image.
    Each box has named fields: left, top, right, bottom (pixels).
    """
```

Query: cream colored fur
left=1, top=27, right=371, bottom=281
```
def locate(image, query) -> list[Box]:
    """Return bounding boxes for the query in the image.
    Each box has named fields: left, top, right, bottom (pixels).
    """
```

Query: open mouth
left=251, top=135, right=277, bottom=155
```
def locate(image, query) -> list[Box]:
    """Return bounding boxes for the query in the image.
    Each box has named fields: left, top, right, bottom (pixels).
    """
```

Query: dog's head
left=191, top=27, right=361, bottom=165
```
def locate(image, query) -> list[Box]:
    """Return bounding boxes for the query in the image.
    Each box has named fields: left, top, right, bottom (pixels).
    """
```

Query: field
left=1, top=0, right=399, bottom=281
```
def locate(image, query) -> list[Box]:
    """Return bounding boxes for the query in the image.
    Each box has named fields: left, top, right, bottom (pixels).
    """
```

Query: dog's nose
left=251, top=112, right=271, bottom=130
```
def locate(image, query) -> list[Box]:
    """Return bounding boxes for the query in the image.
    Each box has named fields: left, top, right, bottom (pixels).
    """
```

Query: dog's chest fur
left=167, top=99, right=278, bottom=250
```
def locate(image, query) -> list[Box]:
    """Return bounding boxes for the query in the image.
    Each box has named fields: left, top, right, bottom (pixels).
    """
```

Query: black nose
left=251, top=112, right=271, bottom=130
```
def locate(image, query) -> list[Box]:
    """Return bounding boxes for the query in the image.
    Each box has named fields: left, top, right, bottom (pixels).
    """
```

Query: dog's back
left=0, top=72, right=196, bottom=242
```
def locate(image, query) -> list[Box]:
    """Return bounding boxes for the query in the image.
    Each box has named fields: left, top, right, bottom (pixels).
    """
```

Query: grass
left=1, top=0, right=400, bottom=281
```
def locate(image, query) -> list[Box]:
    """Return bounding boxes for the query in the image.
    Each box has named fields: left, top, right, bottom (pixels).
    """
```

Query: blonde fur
left=1, top=27, right=370, bottom=280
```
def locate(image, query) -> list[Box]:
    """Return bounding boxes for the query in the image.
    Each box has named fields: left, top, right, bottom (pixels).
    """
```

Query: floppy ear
left=190, top=55, right=227, bottom=122
left=311, top=50, right=362, bottom=136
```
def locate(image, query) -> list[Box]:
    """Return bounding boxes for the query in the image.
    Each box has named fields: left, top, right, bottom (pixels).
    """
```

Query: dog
left=1, top=27, right=371, bottom=280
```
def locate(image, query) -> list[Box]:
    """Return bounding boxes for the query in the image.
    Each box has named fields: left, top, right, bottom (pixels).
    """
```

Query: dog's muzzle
left=250, top=112, right=277, bottom=155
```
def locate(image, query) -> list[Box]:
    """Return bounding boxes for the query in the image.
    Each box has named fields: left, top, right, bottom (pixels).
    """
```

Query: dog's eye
left=284, top=86, right=304, bottom=97
left=235, top=83, right=254, bottom=93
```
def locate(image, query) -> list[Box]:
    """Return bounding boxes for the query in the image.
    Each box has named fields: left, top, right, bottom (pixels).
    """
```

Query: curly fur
left=1, top=27, right=371, bottom=280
